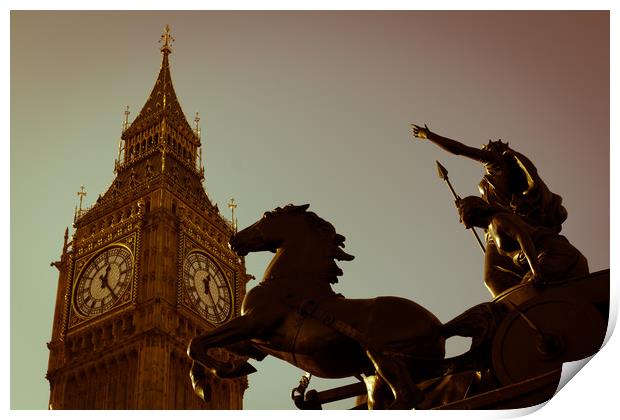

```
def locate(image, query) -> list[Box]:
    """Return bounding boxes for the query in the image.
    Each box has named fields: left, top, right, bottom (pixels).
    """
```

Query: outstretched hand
left=411, top=123, right=431, bottom=140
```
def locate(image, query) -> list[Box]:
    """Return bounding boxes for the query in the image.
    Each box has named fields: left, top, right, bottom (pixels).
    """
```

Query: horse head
left=229, top=204, right=310, bottom=256
left=229, top=204, right=355, bottom=283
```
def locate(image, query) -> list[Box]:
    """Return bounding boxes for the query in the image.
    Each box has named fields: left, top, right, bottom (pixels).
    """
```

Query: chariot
left=291, top=269, right=609, bottom=409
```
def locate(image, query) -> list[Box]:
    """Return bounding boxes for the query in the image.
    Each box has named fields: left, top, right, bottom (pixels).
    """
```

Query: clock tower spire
left=47, top=26, right=248, bottom=409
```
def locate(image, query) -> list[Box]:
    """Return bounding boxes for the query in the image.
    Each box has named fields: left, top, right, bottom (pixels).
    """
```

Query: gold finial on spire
left=195, top=112, right=204, bottom=174
left=74, top=185, right=87, bottom=222
left=63, top=227, right=69, bottom=254
left=228, top=198, right=238, bottom=233
left=77, top=185, right=87, bottom=212
left=116, top=105, right=130, bottom=168
left=123, top=105, right=130, bottom=131
left=194, top=112, right=201, bottom=137
left=159, top=24, right=174, bottom=54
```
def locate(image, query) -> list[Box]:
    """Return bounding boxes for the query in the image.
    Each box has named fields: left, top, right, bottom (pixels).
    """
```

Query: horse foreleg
left=189, top=341, right=266, bottom=402
left=188, top=315, right=258, bottom=359
left=188, top=312, right=278, bottom=378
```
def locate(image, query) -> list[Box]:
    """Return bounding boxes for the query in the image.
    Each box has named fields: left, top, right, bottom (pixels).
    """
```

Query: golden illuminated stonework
left=46, top=25, right=248, bottom=409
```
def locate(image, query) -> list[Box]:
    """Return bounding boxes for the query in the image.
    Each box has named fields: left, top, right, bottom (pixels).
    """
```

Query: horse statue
left=187, top=204, right=475, bottom=409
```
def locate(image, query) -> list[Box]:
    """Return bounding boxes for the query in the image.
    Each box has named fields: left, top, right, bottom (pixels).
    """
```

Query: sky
left=9, top=10, right=612, bottom=411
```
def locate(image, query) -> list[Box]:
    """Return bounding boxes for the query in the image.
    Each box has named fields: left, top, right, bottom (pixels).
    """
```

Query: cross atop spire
left=159, top=24, right=174, bottom=55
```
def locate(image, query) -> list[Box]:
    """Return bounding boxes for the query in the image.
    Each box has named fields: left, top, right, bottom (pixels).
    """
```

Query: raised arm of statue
left=411, top=124, right=499, bottom=163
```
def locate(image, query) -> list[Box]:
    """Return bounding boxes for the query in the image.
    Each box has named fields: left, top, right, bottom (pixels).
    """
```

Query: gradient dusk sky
left=10, top=11, right=610, bottom=410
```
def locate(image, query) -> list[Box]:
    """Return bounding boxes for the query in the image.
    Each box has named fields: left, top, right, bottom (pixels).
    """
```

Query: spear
left=435, top=161, right=486, bottom=253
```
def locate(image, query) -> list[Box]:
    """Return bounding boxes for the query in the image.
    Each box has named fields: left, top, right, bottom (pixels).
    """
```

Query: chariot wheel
left=491, top=295, right=606, bottom=387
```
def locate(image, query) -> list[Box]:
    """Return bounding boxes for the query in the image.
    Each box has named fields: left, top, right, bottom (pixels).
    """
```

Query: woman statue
left=411, top=124, right=568, bottom=295
left=457, top=196, right=588, bottom=289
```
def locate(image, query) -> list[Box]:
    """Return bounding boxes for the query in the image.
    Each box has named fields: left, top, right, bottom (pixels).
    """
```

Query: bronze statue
left=186, top=204, right=608, bottom=410
left=187, top=204, right=451, bottom=409
left=411, top=124, right=568, bottom=296
left=184, top=128, right=606, bottom=409
left=457, top=196, right=589, bottom=287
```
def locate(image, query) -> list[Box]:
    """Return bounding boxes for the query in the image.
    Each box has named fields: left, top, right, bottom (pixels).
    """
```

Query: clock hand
left=99, top=266, right=111, bottom=288
left=99, top=266, right=117, bottom=300
left=202, top=275, right=217, bottom=307
left=202, top=275, right=212, bottom=295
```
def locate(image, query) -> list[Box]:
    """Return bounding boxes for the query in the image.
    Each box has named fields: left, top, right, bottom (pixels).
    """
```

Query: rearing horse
left=187, top=204, right=447, bottom=409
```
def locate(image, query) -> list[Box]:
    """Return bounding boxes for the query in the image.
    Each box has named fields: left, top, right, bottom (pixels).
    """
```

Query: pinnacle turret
left=122, top=25, right=194, bottom=141
left=118, top=25, right=200, bottom=174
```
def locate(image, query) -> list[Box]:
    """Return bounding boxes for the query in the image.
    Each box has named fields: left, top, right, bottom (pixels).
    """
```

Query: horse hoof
left=190, top=362, right=213, bottom=402
left=193, top=381, right=211, bottom=402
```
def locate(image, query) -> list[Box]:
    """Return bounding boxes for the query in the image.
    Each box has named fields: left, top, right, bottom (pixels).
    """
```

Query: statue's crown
left=483, top=139, right=509, bottom=152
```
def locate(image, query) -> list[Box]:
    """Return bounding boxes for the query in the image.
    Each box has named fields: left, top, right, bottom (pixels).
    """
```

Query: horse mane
left=270, top=204, right=355, bottom=284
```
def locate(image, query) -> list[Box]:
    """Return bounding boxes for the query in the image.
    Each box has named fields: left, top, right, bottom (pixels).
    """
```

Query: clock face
left=74, top=246, right=134, bottom=317
left=183, top=251, right=232, bottom=324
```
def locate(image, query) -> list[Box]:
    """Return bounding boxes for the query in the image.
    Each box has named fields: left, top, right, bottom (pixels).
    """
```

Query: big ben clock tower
left=46, top=25, right=248, bottom=409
